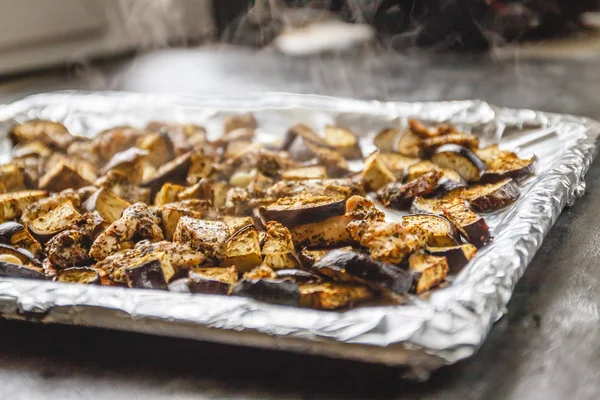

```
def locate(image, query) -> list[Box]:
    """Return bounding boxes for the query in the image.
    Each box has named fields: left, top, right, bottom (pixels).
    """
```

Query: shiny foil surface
left=0, top=92, right=598, bottom=375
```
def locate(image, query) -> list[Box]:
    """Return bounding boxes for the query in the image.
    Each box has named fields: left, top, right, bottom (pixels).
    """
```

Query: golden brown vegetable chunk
left=0, top=190, right=48, bottom=222
left=408, top=252, right=449, bottom=294
left=299, top=282, right=374, bottom=310
left=220, top=225, right=262, bottom=272
left=173, top=217, right=229, bottom=259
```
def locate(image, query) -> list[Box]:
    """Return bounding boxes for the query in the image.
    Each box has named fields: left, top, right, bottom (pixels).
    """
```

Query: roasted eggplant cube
left=55, top=267, right=100, bottom=285
left=378, top=153, right=420, bottom=180
left=373, top=128, right=400, bottom=153
left=261, top=222, right=299, bottom=270
left=231, top=278, right=301, bottom=306
left=223, top=113, right=257, bottom=134
left=276, top=269, right=322, bottom=284
left=397, top=130, right=424, bottom=158
left=431, top=144, right=486, bottom=183
left=125, top=253, right=175, bottom=290
left=451, top=178, right=520, bottom=212
left=85, top=188, right=130, bottom=223
left=220, top=225, right=262, bottom=273
left=291, top=215, right=353, bottom=248
left=401, top=214, right=459, bottom=247
left=0, top=163, right=26, bottom=193
left=259, top=194, right=346, bottom=228
left=299, top=282, right=374, bottom=310
left=154, top=183, right=187, bottom=206
left=141, top=151, right=193, bottom=194
left=422, top=132, right=479, bottom=154
left=313, top=250, right=414, bottom=295
left=39, top=162, right=93, bottom=192
left=159, top=204, right=203, bottom=241
left=441, top=199, right=491, bottom=247
left=361, top=152, right=397, bottom=192
left=0, top=244, right=45, bottom=279
left=426, top=244, right=477, bottom=274
left=173, top=217, right=229, bottom=259
left=0, top=190, right=48, bottom=222
left=323, top=126, right=362, bottom=160
left=408, top=252, right=449, bottom=294
left=378, top=170, right=442, bottom=210
left=136, top=132, right=174, bottom=167
left=281, top=166, right=328, bottom=181
left=28, top=200, right=82, bottom=242
left=188, top=266, right=238, bottom=295
left=477, top=145, right=537, bottom=182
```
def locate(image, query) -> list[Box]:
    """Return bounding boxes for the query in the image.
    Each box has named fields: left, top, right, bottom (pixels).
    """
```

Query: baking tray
left=0, top=91, right=598, bottom=375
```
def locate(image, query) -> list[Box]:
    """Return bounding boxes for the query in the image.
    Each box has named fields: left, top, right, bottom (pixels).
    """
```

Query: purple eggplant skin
left=432, top=144, right=487, bottom=180
left=468, top=179, right=520, bottom=213
left=313, top=250, right=414, bottom=295
left=231, top=279, right=301, bottom=306
left=0, top=222, right=25, bottom=242
left=125, top=259, right=169, bottom=290
left=140, top=151, right=193, bottom=194
left=275, top=269, right=322, bottom=284
left=0, top=243, right=42, bottom=267
left=188, top=273, right=232, bottom=295
left=259, top=197, right=347, bottom=228
left=0, top=261, right=46, bottom=280
left=168, top=278, right=191, bottom=293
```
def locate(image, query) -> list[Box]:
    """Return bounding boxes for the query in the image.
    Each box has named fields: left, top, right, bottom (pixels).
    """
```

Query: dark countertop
left=1, top=48, right=599, bottom=399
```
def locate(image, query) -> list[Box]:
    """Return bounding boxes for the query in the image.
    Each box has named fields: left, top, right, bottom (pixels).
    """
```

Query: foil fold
left=0, top=92, right=598, bottom=373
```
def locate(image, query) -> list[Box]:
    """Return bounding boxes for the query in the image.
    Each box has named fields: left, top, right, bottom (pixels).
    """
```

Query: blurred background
left=0, top=0, right=599, bottom=117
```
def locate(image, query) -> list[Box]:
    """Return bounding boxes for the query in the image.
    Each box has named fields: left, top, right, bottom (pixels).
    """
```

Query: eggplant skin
left=313, top=250, right=414, bottom=295
left=0, top=222, right=25, bottom=241
left=259, top=195, right=346, bottom=228
left=188, top=275, right=231, bottom=295
left=231, top=279, right=301, bottom=306
left=454, top=178, right=520, bottom=212
left=275, top=269, right=322, bottom=284
left=0, top=261, right=46, bottom=280
left=426, top=244, right=477, bottom=274
left=431, top=144, right=486, bottom=182
left=125, top=259, right=170, bottom=290
left=378, top=170, right=442, bottom=210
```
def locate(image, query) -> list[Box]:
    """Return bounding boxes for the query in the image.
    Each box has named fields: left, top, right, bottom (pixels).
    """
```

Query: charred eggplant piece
left=361, top=152, right=397, bottom=191
left=281, top=166, right=327, bottom=181
left=276, top=269, right=321, bottom=283
left=283, top=124, right=332, bottom=161
left=39, top=162, right=93, bottom=192
left=231, top=278, right=301, bottom=306
left=177, top=180, right=213, bottom=202
left=0, top=222, right=43, bottom=258
left=0, top=190, right=48, bottom=222
left=0, top=244, right=45, bottom=279
left=313, top=250, right=414, bottom=295
left=0, top=222, right=26, bottom=242
left=136, top=132, right=174, bottom=167
left=188, top=266, right=238, bottom=295
left=477, top=145, right=537, bottom=183
left=291, top=215, right=352, bottom=248
left=451, top=178, right=520, bottom=212
left=173, top=217, right=229, bottom=259
left=426, top=244, right=477, bottom=274
left=223, top=113, right=257, bottom=134
left=323, top=126, right=362, bottom=160
left=10, top=120, right=72, bottom=148
left=100, top=147, right=148, bottom=184
left=125, top=253, right=175, bottom=290
left=402, top=214, right=459, bottom=247
left=85, top=188, right=130, bottom=223
left=299, top=282, right=374, bottom=310
left=431, top=144, right=486, bottom=183
left=141, top=151, right=193, bottom=194
left=347, top=220, right=424, bottom=264
left=261, top=222, right=299, bottom=270
left=422, top=132, right=479, bottom=155
left=28, top=200, right=82, bottom=242
left=397, top=130, right=424, bottom=158
left=408, top=252, right=449, bottom=294
left=96, top=171, right=151, bottom=204
left=378, top=153, right=420, bottom=179
left=259, top=194, right=346, bottom=228
left=266, top=179, right=364, bottom=200
left=433, top=169, right=467, bottom=197
left=0, top=163, right=26, bottom=193
left=373, top=128, right=400, bottom=153
left=378, top=170, right=442, bottom=210
left=220, top=225, right=262, bottom=272
left=55, top=267, right=100, bottom=285
left=154, top=183, right=187, bottom=206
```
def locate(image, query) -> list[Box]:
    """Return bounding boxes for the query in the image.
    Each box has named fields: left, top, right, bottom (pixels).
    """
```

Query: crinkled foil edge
left=0, top=92, right=598, bottom=372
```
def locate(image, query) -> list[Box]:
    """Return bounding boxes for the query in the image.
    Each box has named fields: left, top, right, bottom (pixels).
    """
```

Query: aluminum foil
left=0, top=92, right=598, bottom=375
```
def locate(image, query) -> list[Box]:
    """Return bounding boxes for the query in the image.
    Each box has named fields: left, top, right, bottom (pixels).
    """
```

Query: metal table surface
left=0, top=48, right=599, bottom=399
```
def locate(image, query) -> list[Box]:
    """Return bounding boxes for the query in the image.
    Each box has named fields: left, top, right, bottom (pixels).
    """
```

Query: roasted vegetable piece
left=378, top=170, right=443, bottom=210
left=361, top=152, right=397, bottom=191
left=431, top=144, right=486, bottom=183
left=0, top=163, right=26, bottom=193
left=476, top=145, right=537, bottom=182
left=450, top=178, right=520, bottom=212
left=0, top=222, right=43, bottom=257
left=28, top=200, right=82, bottom=242
left=85, top=188, right=130, bottom=223
left=136, top=132, right=174, bottom=167
left=433, top=169, right=467, bottom=196
left=10, top=120, right=72, bottom=148
left=154, top=183, right=187, bottom=206
left=96, top=171, right=151, bottom=204
left=397, top=130, right=424, bottom=158
left=402, top=214, right=459, bottom=247
left=159, top=204, right=203, bottom=241
left=281, top=166, right=328, bottom=180
left=283, top=124, right=332, bottom=161
left=426, top=244, right=477, bottom=273
left=220, top=225, right=262, bottom=272
left=188, top=266, right=238, bottom=294
left=125, top=252, right=175, bottom=290
left=173, top=217, right=229, bottom=259
left=408, top=119, right=445, bottom=138
left=177, top=180, right=213, bottom=202
left=347, top=220, right=424, bottom=264
left=39, top=162, right=93, bottom=192
left=305, top=143, right=351, bottom=178
left=91, top=127, right=145, bottom=161
left=223, top=113, right=257, bottom=134
left=141, top=151, right=193, bottom=194
left=0, top=190, right=48, bottom=222
left=323, top=126, right=362, bottom=160
left=276, top=269, right=322, bottom=283
left=266, top=179, right=364, bottom=200
left=89, top=203, right=164, bottom=261
left=299, top=248, right=331, bottom=269
left=378, top=153, right=420, bottom=179
left=412, top=197, right=491, bottom=247
left=313, top=250, right=414, bottom=295
left=422, top=132, right=479, bottom=154
left=291, top=215, right=352, bottom=248
left=0, top=243, right=42, bottom=266
left=408, top=252, right=449, bottom=294
left=373, top=128, right=400, bottom=153
left=231, top=278, right=301, bottom=306
left=261, top=222, right=299, bottom=270
left=12, top=140, right=53, bottom=159
left=259, top=194, right=346, bottom=228
left=0, top=244, right=45, bottom=279
left=299, top=282, right=374, bottom=310
left=55, top=267, right=100, bottom=285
